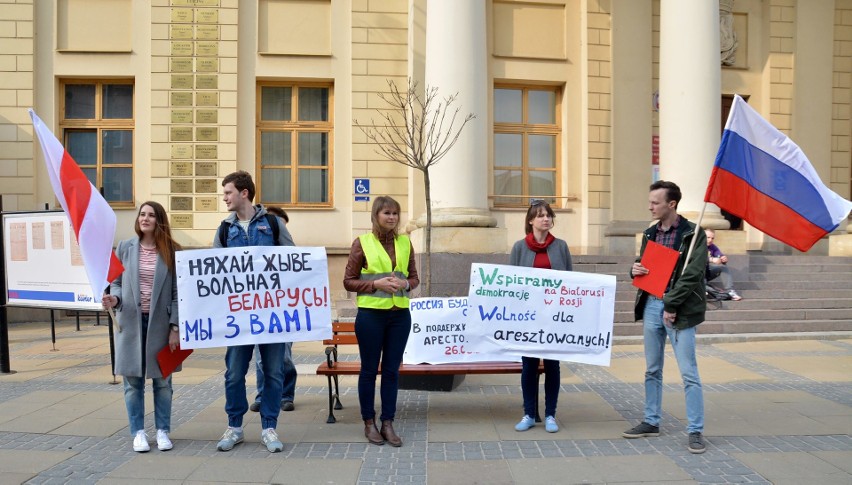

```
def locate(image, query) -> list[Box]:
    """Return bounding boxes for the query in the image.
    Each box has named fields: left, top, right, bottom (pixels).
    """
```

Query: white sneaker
left=156, top=429, right=173, bottom=451
left=132, top=430, right=150, bottom=452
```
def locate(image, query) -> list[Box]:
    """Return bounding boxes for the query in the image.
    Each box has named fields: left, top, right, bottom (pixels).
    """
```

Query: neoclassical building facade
left=1, top=0, right=850, bottom=269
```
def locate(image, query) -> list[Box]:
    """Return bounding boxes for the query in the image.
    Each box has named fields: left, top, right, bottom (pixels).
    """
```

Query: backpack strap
left=266, top=213, right=280, bottom=245
left=217, top=220, right=229, bottom=247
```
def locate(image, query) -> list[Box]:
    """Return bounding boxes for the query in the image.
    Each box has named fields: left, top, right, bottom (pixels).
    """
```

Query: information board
left=2, top=211, right=103, bottom=311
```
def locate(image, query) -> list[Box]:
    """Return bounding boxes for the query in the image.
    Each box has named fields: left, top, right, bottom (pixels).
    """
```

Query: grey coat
left=509, top=237, right=573, bottom=271
left=110, top=238, right=179, bottom=378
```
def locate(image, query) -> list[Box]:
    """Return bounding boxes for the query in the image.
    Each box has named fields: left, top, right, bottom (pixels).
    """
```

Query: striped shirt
left=138, top=245, right=157, bottom=314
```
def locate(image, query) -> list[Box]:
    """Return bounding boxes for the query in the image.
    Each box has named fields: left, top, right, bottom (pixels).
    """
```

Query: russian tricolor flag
left=705, top=95, right=852, bottom=252
left=29, top=109, right=124, bottom=301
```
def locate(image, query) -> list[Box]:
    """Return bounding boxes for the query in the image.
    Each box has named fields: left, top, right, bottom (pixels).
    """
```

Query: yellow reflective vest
left=356, top=233, right=411, bottom=309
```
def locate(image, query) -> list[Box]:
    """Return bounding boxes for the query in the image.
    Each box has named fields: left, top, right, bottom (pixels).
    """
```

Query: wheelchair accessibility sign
left=354, top=178, right=370, bottom=201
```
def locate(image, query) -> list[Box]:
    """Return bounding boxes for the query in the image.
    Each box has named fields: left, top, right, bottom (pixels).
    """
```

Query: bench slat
left=317, top=361, right=543, bottom=376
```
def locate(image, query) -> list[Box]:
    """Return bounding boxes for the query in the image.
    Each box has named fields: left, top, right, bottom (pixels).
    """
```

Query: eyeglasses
left=529, top=198, right=547, bottom=206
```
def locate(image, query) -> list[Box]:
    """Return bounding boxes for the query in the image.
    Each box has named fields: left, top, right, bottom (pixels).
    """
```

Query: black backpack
left=217, top=213, right=280, bottom=247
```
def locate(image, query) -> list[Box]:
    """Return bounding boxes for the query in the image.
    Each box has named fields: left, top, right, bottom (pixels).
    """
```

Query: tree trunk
left=423, top=168, right=432, bottom=296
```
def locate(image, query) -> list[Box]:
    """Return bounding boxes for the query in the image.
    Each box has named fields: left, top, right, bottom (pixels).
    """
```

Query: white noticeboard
left=176, top=245, right=334, bottom=349
left=2, top=211, right=102, bottom=311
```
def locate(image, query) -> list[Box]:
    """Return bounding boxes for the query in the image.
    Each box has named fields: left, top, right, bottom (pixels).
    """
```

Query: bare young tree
left=355, top=78, right=475, bottom=296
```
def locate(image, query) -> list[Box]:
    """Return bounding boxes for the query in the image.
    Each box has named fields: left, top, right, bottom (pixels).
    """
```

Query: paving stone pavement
left=0, top=320, right=850, bottom=484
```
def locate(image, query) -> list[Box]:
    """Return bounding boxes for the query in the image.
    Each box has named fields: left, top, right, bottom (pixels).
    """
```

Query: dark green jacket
left=632, top=216, right=707, bottom=329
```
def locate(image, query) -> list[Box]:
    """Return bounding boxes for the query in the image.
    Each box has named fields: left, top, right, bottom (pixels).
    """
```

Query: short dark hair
left=266, top=206, right=289, bottom=223
left=222, top=171, right=256, bottom=202
left=649, top=180, right=682, bottom=208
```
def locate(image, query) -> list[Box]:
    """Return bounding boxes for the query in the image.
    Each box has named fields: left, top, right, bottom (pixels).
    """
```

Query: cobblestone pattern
left=2, top=328, right=851, bottom=484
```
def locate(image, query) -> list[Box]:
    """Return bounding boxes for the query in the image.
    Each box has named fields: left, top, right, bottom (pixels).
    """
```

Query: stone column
left=659, top=0, right=727, bottom=228
left=605, top=0, right=654, bottom=254
left=413, top=0, right=504, bottom=253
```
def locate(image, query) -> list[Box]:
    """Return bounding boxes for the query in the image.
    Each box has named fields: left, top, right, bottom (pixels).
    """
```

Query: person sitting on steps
left=705, top=229, right=742, bottom=301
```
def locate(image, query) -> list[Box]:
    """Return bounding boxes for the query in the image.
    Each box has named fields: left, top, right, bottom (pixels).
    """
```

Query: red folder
left=632, top=240, right=679, bottom=298
left=157, top=344, right=193, bottom=378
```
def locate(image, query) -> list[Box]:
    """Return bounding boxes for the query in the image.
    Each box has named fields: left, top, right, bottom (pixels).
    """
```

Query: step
left=613, top=319, right=852, bottom=336
left=749, top=263, right=852, bottom=273
left=747, top=272, right=852, bottom=282
left=718, top=298, right=852, bottom=310
left=737, top=280, right=852, bottom=290
left=737, top=289, right=852, bottom=299
left=749, top=255, right=852, bottom=264
left=703, top=307, right=852, bottom=321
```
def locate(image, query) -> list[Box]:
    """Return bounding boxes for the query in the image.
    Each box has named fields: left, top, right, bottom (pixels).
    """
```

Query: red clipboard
left=632, top=240, right=679, bottom=298
left=157, top=344, right=193, bottom=378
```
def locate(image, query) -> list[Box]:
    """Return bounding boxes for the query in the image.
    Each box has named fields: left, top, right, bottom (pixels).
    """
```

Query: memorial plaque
left=196, top=127, right=218, bottom=141
left=196, top=92, right=218, bottom=106
left=195, top=179, right=218, bottom=193
left=196, top=58, right=218, bottom=73
left=171, top=110, right=193, bottom=124
left=196, top=161, right=217, bottom=176
left=170, top=25, right=193, bottom=40
left=172, top=0, right=218, bottom=6
left=195, top=8, right=218, bottom=23
left=170, top=58, right=193, bottom=73
left=195, top=41, right=218, bottom=56
left=195, top=145, right=217, bottom=159
left=171, top=41, right=193, bottom=56
left=170, top=91, right=193, bottom=107
left=170, top=161, right=193, bottom=176
left=170, top=126, right=193, bottom=141
left=171, top=74, right=193, bottom=89
left=196, top=25, right=219, bottom=40
left=196, top=196, right=218, bottom=211
left=171, top=144, right=192, bottom=159
left=195, top=75, right=217, bottom=89
left=171, top=179, right=193, bottom=193
left=196, top=109, right=217, bottom=123
left=170, top=8, right=193, bottom=23
left=170, top=196, right=193, bottom=211
left=171, top=214, right=193, bottom=229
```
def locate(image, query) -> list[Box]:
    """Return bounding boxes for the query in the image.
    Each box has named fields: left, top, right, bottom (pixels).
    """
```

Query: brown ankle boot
left=380, top=420, right=402, bottom=447
left=364, top=419, right=384, bottom=445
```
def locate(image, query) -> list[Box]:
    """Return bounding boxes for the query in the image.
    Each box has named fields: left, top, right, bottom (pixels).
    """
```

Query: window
left=492, top=85, right=561, bottom=207
left=257, top=82, right=333, bottom=207
left=60, top=80, right=134, bottom=206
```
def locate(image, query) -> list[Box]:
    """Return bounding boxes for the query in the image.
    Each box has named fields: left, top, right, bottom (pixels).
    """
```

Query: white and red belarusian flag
left=29, top=109, right=124, bottom=302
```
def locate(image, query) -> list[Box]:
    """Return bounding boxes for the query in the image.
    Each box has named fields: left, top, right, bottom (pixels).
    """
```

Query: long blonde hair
left=370, top=196, right=401, bottom=237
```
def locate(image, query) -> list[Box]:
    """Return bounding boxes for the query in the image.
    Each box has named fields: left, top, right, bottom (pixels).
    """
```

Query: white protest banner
left=466, top=263, right=616, bottom=366
left=404, top=297, right=518, bottom=364
left=176, top=246, right=333, bottom=349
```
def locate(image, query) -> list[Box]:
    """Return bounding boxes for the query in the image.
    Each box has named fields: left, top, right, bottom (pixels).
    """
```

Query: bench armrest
left=324, top=345, right=338, bottom=369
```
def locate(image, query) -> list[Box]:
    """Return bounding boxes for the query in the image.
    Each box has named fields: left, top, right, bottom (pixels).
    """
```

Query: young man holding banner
left=625, top=181, right=708, bottom=454
left=213, top=171, right=295, bottom=453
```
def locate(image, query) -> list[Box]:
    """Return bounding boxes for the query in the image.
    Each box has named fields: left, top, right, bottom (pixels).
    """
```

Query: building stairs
left=336, top=254, right=852, bottom=337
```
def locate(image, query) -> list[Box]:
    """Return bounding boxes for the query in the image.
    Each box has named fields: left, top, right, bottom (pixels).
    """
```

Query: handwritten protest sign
left=403, top=297, right=519, bottom=364
left=176, top=246, right=332, bottom=349
left=466, top=263, right=616, bottom=366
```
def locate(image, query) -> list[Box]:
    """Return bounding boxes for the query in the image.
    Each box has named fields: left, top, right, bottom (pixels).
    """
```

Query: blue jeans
left=355, top=308, right=411, bottom=422
left=124, top=374, right=172, bottom=434
left=224, top=343, right=286, bottom=429
left=642, top=296, right=704, bottom=433
left=521, top=357, right=560, bottom=418
left=123, top=312, right=174, bottom=435
left=254, top=343, right=297, bottom=403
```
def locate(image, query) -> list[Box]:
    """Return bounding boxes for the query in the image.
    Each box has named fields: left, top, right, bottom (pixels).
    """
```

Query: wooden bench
left=316, top=321, right=545, bottom=423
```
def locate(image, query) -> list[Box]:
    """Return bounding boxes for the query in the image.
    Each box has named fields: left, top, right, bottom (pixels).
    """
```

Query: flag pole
left=682, top=202, right=708, bottom=276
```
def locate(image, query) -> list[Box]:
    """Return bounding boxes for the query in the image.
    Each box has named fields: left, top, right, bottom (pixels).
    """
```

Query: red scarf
left=525, top=232, right=554, bottom=269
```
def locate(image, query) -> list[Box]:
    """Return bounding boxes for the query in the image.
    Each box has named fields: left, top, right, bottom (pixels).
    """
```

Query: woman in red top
left=508, top=200, right=572, bottom=433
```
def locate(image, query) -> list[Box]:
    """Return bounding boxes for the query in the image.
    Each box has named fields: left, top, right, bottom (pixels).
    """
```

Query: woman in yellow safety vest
left=343, top=196, right=419, bottom=447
